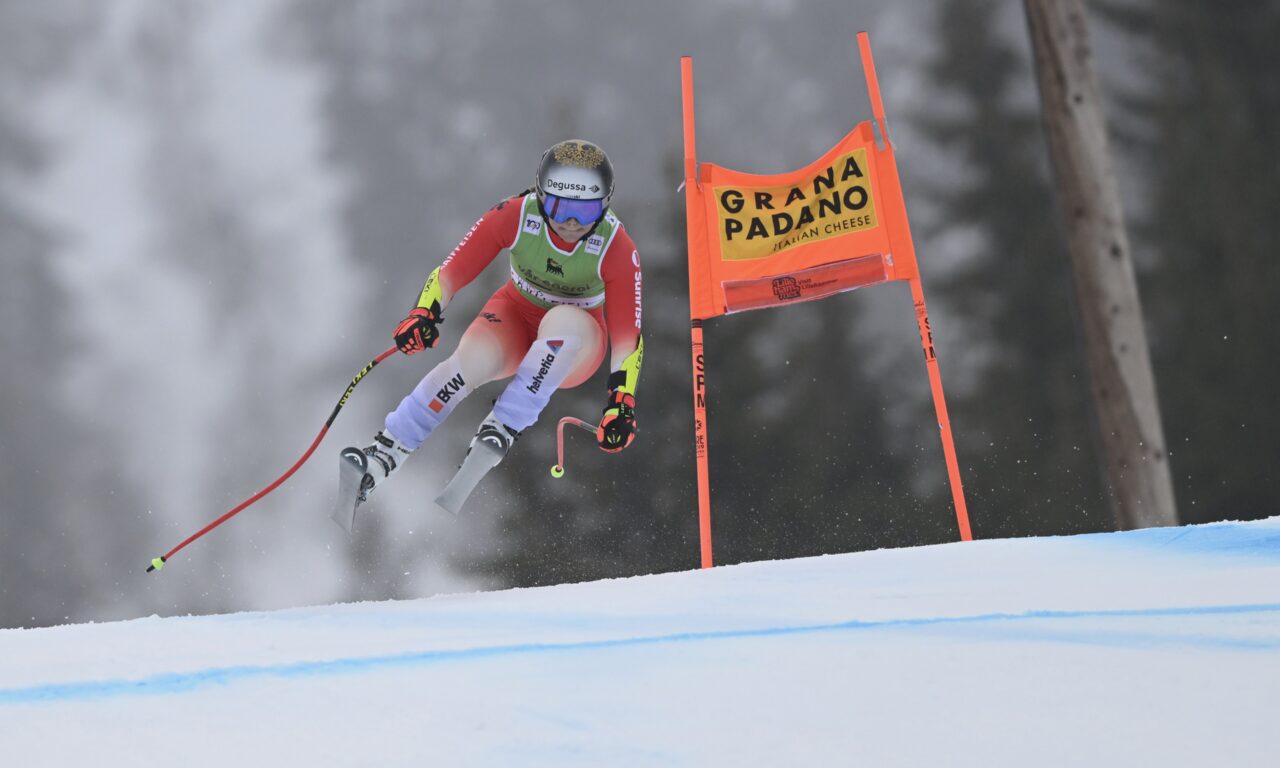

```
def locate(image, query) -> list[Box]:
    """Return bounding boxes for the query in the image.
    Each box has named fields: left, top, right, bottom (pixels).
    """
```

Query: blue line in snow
left=2, top=601, right=1278, bottom=705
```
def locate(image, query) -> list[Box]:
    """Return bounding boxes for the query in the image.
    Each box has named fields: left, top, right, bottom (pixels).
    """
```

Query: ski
left=434, top=419, right=515, bottom=514
left=434, top=441, right=504, bottom=514
left=331, top=447, right=371, bottom=533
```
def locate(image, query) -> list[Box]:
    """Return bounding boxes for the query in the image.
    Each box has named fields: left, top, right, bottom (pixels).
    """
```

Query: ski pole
left=146, top=345, right=398, bottom=573
left=549, top=416, right=599, bottom=478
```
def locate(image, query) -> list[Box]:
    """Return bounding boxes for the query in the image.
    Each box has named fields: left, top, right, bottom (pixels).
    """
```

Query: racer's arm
left=396, top=195, right=524, bottom=355
left=414, top=194, right=525, bottom=312
left=597, top=228, right=643, bottom=451
left=601, top=227, right=643, bottom=392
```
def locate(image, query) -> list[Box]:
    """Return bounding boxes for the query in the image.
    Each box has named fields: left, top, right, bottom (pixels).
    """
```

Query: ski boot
left=435, top=412, right=520, bottom=515
left=331, top=430, right=412, bottom=532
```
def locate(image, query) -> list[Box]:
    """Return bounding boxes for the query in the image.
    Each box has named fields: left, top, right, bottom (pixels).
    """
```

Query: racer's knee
left=456, top=325, right=521, bottom=384
left=538, top=305, right=597, bottom=338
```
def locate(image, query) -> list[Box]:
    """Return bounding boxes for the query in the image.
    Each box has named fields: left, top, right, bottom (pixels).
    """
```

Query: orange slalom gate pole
left=682, top=56, right=714, bottom=568
left=691, top=321, right=713, bottom=567
left=860, top=32, right=972, bottom=540
left=680, top=57, right=699, bottom=185
left=910, top=279, right=973, bottom=540
left=857, top=32, right=890, bottom=144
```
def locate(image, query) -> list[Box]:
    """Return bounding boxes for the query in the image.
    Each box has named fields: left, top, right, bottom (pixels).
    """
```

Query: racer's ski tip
left=331, top=447, right=372, bottom=534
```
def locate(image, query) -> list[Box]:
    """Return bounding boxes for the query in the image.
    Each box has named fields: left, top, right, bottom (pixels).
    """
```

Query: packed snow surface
left=2, top=518, right=1278, bottom=766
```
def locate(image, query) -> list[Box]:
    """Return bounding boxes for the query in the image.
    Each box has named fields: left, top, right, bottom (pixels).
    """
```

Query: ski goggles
left=541, top=193, right=605, bottom=225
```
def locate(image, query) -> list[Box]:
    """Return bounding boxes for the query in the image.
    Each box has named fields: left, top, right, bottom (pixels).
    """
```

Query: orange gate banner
left=685, top=121, right=920, bottom=320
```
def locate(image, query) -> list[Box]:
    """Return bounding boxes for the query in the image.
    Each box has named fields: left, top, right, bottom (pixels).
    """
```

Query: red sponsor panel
left=721, top=253, right=889, bottom=314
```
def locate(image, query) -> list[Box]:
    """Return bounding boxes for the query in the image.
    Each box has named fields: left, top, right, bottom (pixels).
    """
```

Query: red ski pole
left=549, top=416, right=600, bottom=479
left=146, top=346, right=398, bottom=573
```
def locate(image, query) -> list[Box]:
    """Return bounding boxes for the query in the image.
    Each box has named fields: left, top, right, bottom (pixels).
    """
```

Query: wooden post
left=1024, top=0, right=1178, bottom=528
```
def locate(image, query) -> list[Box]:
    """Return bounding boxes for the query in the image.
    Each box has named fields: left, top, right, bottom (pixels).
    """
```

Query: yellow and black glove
left=395, top=266, right=446, bottom=355
left=597, top=387, right=637, bottom=453
left=596, top=337, right=642, bottom=452
left=393, top=302, right=442, bottom=355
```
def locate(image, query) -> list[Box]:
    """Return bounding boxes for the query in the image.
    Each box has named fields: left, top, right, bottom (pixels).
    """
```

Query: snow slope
left=2, top=519, right=1278, bottom=767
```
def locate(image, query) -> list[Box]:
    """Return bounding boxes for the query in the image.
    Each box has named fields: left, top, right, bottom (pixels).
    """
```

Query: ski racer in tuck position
left=334, top=139, right=643, bottom=526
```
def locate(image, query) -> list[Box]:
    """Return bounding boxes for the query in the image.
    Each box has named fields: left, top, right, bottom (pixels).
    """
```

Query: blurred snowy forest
left=1, top=0, right=1276, bottom=628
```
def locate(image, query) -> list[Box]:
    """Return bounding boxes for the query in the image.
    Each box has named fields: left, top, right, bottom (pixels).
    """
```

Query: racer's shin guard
left=384, top=356, right=472, bottom=450
left=492, top=336, right=582, bottom=433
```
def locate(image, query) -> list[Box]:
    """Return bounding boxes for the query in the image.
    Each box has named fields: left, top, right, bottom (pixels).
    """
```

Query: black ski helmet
left=535, top=139, right=614, bottom=207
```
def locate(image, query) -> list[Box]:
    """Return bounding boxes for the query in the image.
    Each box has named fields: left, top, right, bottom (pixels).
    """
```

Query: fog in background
left=2, top=0, right=1275, bottom=628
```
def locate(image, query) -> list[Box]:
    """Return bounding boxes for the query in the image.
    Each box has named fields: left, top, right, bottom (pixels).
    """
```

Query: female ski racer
left=336, top=139, right=642, bottom=518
